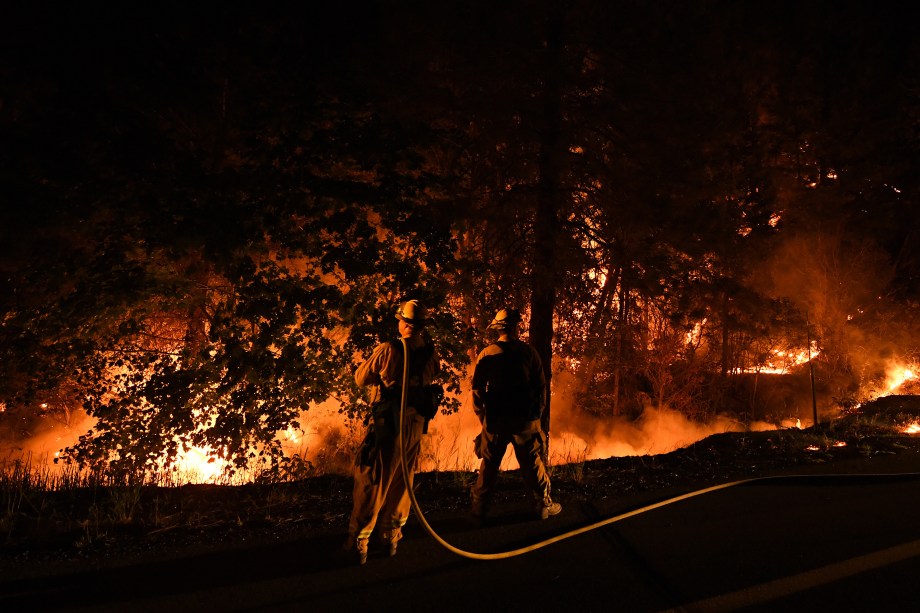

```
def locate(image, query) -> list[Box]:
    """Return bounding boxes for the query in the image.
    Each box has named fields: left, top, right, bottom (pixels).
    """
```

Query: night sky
left=3, top=2, right=917, bottom=232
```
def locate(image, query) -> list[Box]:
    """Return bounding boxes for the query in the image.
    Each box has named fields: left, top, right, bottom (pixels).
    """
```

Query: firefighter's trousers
left=348, top=407, right=425, bottom=540
left=471, top=418, right=551, bottom=511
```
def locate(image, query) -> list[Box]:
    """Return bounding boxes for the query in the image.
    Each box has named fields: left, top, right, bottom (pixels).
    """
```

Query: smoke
left=0, top=410, right=95, bottom=471
left=3, top=391, right=790, bottom=481
left=417, top=369, right=785, bottom=472
left=748, top=229, right=920, bottom=403
left=19, top=329, right=920, bottom=484
left=548, top=376, right=769, bottom=462
left=3, top=387, right=790, bottom=483
left=283, top=400, right=364, bottom=475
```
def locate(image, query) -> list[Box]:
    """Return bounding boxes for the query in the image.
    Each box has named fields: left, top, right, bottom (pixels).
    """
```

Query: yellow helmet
left=488, top=308, right=521, bottom=330
left=395, top=300, right=426, bottom=326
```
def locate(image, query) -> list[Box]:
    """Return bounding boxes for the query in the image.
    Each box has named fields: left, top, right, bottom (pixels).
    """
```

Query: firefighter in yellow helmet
left=470, top=308, right=561, bottom=524
left=344, top=300, right=440, bottom=565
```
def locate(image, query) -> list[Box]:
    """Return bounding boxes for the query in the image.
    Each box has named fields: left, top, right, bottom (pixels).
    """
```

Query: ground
left=3, top=395, right=920, bottom=578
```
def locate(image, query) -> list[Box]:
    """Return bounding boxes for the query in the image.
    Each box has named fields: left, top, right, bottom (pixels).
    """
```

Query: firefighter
left=470, top=307, right=561, bottom=524
left=344, top=300, right=440, bottom=565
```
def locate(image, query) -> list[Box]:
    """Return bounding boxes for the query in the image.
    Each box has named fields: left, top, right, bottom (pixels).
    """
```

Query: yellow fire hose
left=396, top=338, right=918, bottom=561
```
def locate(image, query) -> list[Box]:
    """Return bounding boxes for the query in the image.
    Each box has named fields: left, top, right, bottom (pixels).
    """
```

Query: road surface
left=4, top=455, right=920, bottom=612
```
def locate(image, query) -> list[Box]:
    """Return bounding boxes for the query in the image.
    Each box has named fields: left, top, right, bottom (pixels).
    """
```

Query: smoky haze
left=749, top=228, right=920, bottom=406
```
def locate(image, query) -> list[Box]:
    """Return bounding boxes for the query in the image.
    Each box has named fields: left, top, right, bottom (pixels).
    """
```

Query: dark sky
left=2, top=0, right=917, bottom=231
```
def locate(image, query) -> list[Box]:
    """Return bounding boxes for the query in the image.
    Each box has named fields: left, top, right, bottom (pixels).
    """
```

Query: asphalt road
left=5, top=455, right=920, bottom=612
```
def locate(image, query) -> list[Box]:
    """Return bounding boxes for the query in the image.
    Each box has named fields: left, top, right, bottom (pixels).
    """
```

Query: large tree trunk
left=531, top=7, right=564, bottom=464
left=720, top=291, right=731, bottom=377
left=612, top=286, right=630, bottom=416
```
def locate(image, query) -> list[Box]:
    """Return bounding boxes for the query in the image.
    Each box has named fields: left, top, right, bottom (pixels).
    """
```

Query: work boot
left=356, top=537, right=369, bottom=565
left=470, top=495, right=488, bottom=527
left=537, top=497, right=562, bottom=520
left=338, top=535, right=369, bottom=566
left=379, top=527, right=402, bottom=557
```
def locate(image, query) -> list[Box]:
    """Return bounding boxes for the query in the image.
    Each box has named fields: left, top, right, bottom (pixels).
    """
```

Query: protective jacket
left=472, top=338, right=546, bottom=431
left=355, top=337, right=440, bottom=426
left=470, top=336, right=552, bottom=515
left=348, top=333, right=439, bottom=542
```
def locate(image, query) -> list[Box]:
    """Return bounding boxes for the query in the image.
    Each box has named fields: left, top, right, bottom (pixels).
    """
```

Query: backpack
left=482, top=341, right=539, bottom=425
left=376, top=339, right=441, bottom=421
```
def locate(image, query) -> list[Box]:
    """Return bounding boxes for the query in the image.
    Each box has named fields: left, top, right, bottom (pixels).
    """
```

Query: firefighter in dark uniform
left=470, top=308, right=561, bottom=523
left=344, top=300, right=439, bottom=565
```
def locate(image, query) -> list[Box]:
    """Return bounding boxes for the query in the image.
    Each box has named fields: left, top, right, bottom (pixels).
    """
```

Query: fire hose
left=395, top=338, right=918, bottom=560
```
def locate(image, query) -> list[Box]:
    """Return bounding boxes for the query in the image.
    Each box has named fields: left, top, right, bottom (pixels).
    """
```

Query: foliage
left=0, top=6, right=473, bottom=479
left=2, top=2, right=920, bottom=478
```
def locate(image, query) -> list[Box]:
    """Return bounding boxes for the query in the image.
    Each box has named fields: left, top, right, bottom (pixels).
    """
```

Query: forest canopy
left=2, top=1, right=919, bottom=479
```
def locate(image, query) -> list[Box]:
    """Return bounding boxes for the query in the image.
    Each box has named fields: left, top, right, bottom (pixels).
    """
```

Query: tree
left=0, top=5, right=473, bottom=479
left=4, top=1, right=920, bottom=480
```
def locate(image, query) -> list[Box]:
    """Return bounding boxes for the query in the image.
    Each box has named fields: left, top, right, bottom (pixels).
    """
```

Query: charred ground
left=4, top=395, right=920, bottom=576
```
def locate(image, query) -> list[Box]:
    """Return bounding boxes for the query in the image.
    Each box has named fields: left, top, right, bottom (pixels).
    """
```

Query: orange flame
left=172, top=445, right=227, bottom=482
left=883, top=366, right=915, bottom=395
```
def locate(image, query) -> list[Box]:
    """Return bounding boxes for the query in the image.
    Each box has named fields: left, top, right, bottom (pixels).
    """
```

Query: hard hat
left=395, top=300, right=426, bottom=325
left=488, top=308, right=521, bottom=329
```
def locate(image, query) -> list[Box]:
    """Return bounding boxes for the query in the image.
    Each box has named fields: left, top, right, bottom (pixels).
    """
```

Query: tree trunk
left=720, top=291, right=731, bottom=377
left=575, top=265, right=618, bottom=405
left=613, top=286, right=633, bottom=416
left=531, top=7, right=565, bottom=464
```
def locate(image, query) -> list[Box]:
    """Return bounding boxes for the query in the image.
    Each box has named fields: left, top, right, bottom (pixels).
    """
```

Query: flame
left=684, top=319, right=706, bottom=346
left=857, top=362, right=918, bottom=404
left=283, top=426, right=302, bottom=445
left=750, top=344, right=819, bottom=375
left=883, top=366, right=915, bottom=395
left=172, top=445, right=227, bottom=482
left=11, top=356, right=895, bottom=485
left=8, top=396, right=800, bottom=482
left=903, top=423, right=920, bottom=435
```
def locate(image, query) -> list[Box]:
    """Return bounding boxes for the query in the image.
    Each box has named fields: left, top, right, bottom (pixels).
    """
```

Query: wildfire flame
left=14, top=360, right=920, bottom=485
left=173, top=445, right=227, bottom=482
left=883, top=366, right=915, bottom=396
left=751, top=344, right=820, bottom=375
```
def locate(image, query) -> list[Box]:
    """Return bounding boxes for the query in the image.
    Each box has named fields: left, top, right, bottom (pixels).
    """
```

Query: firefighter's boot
left=339, top=535, right=369, bottom=566
left=537, top=496, right=562, bottom=520
left=356, top=537, right=369, bottom=565
left=470, top=493, right=489, bottom=527
left=380, top=527, right=402, bottom=557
